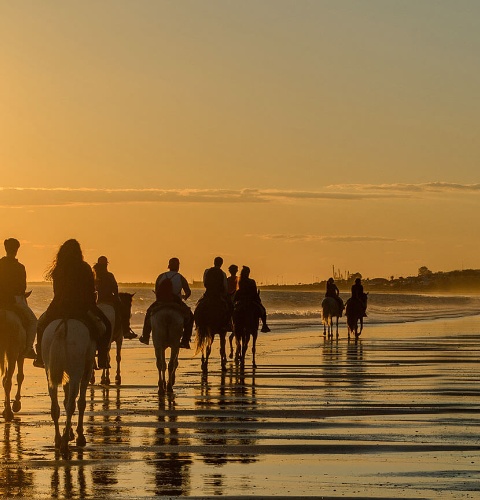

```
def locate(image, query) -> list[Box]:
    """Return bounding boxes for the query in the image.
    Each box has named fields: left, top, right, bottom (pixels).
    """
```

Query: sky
left=1, top=1, right=479, bottom=284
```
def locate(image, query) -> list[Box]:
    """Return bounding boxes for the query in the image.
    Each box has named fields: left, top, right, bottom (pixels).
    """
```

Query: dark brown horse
left=232, top=298, right=260, bottom=368
left=345, top=297, right=365, bottom=339
left=194, top=296, right=230, bottom=374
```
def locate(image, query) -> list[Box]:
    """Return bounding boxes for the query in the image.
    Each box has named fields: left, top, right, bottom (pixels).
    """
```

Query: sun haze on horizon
left=1, top=2, right=479, bottom=283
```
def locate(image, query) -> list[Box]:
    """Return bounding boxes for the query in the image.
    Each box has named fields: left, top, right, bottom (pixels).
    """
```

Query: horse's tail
left=194, top=325, right=210, bottom=355
left=47, top=320, right=70, bottom=388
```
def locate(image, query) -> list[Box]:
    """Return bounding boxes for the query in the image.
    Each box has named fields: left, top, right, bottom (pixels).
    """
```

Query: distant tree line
left=259, top=267, right=480, bottom=293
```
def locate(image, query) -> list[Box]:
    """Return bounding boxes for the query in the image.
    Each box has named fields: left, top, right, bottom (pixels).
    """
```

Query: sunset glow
left=1, top=2, right=479, bottom=283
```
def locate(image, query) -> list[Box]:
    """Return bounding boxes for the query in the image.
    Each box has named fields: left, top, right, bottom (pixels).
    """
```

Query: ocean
left=26, top=284, right=480, bottom=334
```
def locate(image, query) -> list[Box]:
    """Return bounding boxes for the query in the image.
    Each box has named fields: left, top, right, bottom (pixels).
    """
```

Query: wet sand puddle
left=1, top=321, right=479, bottom=498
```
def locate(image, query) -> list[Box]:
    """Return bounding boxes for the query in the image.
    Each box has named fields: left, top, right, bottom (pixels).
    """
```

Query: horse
left=194, top=296, right=230, bottom=374
left=321, top=296, right=344, bottom=339
left=345, top=297, right=366, bottom=339
left=94, top=292, right=135, bottom=386
left=42, top=318, right=97, bottom=455
left=231, top=299, right=260, bottom=368
left=151, top=304, right=184, bottom=394
left=0, top=308, right=26, bottom=421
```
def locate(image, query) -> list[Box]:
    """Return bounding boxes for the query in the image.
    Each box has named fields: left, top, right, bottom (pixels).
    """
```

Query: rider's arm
left=181, top=275, right=191, bottom=300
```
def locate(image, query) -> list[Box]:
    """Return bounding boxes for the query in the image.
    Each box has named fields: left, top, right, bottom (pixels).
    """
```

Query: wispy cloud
left=249, top=234, right=407, bottom=243
left=327, top=182, right=480, bottom=193
left=0, top=183, right=476, bottom=208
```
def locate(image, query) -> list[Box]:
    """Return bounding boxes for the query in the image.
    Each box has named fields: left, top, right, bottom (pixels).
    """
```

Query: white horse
left=42, top=318, right=96, bottom=455
left=0, top=309, right=26, bottom=421
left=151, top=306, right=184, bottom=395
left=321, top=297, right=344, bottom=339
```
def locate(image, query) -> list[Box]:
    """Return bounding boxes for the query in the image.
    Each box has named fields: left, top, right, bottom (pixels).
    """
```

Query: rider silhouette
left=351, top=277, right=367, bottom=316
left=234, top=266, right=271, bottom=333
left=33, top=239, right=111, bottom=369
left=325, top=277, right=344, bottom=313
left=93, top=256, right=137, bottom=339
left=0, top=238, right=37, bottom=358
left=140, top=257, right=194, bottom=348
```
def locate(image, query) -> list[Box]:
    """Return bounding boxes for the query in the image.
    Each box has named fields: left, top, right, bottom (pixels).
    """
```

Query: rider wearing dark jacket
left=351, top=278, right=367, bottom=316
left=325, top=277, right=344, bottom=313
left=33, top=239, right=111, bottom=369
left=234, top=266, right=270, bottom=333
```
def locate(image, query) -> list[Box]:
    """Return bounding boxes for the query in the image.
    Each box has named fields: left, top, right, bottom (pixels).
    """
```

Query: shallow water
left=1, top=316, right=479, bottom=498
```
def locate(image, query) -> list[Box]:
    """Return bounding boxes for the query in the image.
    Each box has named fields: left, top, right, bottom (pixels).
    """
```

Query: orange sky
left=1, top=2, right=479, bottom=283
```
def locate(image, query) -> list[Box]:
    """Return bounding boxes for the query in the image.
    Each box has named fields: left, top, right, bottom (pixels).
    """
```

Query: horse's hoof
left=2, top=408, right=13, bottom=421
left=76, top=434, right=87, bottom=447
left=166, top=384, right=174, bottom=393
left=12, top=400, right=21, bottom=413
left=115, top=376, right=121, bottom=386
left=55, top=435, right=62, bottom=449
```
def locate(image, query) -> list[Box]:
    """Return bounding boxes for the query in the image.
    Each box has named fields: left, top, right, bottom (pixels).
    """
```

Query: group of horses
left=0, top=291, right=261, bottom=456
left=0, top=290, right=364, bottom=456
left=321, top=296, right=366, bottom=340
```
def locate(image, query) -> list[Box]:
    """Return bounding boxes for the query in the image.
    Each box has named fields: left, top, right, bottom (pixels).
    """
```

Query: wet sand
left=1, top=316, right=480, bottom=499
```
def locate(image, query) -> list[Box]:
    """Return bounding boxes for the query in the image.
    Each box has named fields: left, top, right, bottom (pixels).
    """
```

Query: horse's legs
left=251, top=331, right=258, bottom=369
left=76, top=364, right=92, bottom=447
left=49, top=385, right=62, bottom=448
left=202, top=341, right=212, bottom=374
left=219, top=332, right=227, bottom=372
left=241, top=331, right=249, bottom=367
left=2, top=357, right=16, bottom=421
left=228, top=331, right=235, bottom=359
left=115, top=339, right=122, bottom=386
left=155, top=347, right=167, bottom=394
left=335, top=316, right=339, bottom=339
left=62, top=381, right=78, bottom=454
left=167, top=347, right=179, bottom=392
left=12, top=357, right=24, bottom=413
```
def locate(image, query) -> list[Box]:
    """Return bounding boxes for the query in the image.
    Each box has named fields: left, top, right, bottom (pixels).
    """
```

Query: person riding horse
left=234, top=266, right=270, bottom=333
left=351, top=278, right=368, bottom=317
left=93, top=255, right=137, bottom=339
left=325, top=277, right=344, bottom=314
left=33, top=239, right=111, bottom=369
left=0, top=238, right=37, bottom=358
left=140, top=257, right=193, bottom=348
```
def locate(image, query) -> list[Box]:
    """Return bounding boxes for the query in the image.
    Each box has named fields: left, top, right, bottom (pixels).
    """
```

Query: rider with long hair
left=33, top=239, right=111, bottom=369
left=234, top=266, right=270, bottom=333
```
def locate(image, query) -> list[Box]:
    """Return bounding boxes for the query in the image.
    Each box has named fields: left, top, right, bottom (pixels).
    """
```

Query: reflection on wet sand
left=195, top=365, right=258, bottom=493
left=0, top=421, right=34, bottom=497
left=51, top=463, right=87, bottom=498
left=85, top=386, right=131, bottom=496
left=150, top=397, right=192, bottom=496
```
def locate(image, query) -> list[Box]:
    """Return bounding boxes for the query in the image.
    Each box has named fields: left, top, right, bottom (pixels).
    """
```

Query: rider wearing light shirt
left=140, top=257, right=194, bottom=348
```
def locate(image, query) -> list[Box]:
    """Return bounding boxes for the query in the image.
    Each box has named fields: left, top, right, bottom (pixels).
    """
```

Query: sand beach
left=1, top=315, right=479, bottom=499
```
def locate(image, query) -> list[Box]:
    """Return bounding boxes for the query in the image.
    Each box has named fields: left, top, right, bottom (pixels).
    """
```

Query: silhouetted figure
left=226, top=264, right=238, bottom=333
left=234, top=266, right=270, bottom=333
left=203, top=256, right=228, bottom=299
left=33, top=239, right=111, bottom=369
left=140, top=257, right=194, bottom=348
left=0, top=238, right=37, bottom=358
left=93, top=256, right=137, bottom=339
left=351, top=277, right=368, bottom=317
left=325, top=277, right=344, bottom=313
left=227, top=264, right=239, bottom=298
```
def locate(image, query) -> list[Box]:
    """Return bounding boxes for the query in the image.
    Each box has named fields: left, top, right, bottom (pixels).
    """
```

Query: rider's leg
left=180, top=308, right=194, bottom=349
left=139, top=303, right=155, bottom=345
left=33, top=312, right=48, bottom=368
